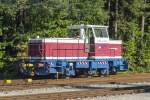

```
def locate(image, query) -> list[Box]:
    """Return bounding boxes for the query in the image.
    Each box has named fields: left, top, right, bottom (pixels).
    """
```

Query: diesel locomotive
left=19, top=25, right=128, bottom=78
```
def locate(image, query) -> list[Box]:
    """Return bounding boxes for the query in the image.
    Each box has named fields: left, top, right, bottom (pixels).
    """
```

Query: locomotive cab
left=68, top=25, right=109, bottom=40
left=68, top=25, right=109, bottom=58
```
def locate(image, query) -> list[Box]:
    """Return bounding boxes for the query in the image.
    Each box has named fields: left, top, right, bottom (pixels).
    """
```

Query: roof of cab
left=68, top=24, right=108, bottom=29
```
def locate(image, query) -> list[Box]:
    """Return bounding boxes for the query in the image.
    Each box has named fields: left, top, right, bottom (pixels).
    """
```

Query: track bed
left=1, top=73, right=150, bottom=100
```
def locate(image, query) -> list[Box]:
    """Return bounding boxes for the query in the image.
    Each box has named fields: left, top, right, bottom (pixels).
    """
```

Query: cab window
left=94, top=28, right=108, bottom=38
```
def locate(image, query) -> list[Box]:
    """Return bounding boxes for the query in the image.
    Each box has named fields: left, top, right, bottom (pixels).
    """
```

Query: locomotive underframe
left=19, top=58, right=128, bottom=77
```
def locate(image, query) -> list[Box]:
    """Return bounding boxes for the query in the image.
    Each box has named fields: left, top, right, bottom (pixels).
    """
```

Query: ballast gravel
left=1, top=82, right=150, bottom=97
left=0, top=86, right=86, bottom=97
left=76, top=93, right=150, bottom=100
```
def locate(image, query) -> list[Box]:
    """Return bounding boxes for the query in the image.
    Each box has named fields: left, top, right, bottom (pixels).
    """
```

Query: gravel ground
left=73, top=82, right=150, bottom=88
left=78, top=93, right=150, bottom=100
left=1, top=82, right=150, bottom=97
left=0, top=86, right=86, bottom=97
left=70, top=82, right=150, bottom=90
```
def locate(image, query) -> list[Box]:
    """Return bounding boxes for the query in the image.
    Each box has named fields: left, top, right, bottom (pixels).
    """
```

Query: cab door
left=84, top=28, right=95, bottom=58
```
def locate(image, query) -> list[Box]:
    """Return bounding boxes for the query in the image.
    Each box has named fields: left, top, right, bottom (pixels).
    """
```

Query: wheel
left=110, top=67, right=117, bottom=75
left=75, top=69, right=88, bottom=78
left=100, top=68, right=109, bottom=77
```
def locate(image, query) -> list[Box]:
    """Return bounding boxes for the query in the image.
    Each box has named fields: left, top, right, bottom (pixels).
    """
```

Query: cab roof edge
left=68, top=25, right=108, bottom=29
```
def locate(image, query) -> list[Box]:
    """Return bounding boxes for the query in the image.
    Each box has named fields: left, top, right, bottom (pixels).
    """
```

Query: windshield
left=94, top=28, right=108, bottom=38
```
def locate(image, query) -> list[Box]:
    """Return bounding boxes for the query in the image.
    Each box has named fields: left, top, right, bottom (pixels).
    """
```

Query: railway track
left=0, top=73, right=150, bottom=100
left=0, top=73, right=150, bottom=89
left=0, top=85, right=150, bottom=100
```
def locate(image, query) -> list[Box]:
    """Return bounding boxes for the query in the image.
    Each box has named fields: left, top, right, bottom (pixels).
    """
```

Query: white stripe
left=94, top=56, right=122, bottom=59
left=29, top=57, right=87, bottom=59
left=108, top=40, right=122, bottom=44
left=95, top=41, right=122, bottom=44
left=29, top=56, right=122, bottom=59
left=29, top=38, right=122, bottom=44
left=44, top=39, right=85, bottom=43
left=29, top=38, right=84, bottom=43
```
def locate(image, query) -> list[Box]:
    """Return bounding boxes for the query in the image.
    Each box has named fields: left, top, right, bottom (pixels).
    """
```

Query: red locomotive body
left=29, top=25, right=122, bottom=60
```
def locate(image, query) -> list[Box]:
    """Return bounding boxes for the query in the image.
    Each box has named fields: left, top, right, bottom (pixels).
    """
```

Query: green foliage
left=124, top=39, right=136, bottom=67
left=68, top=0, right=107, bottom=24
